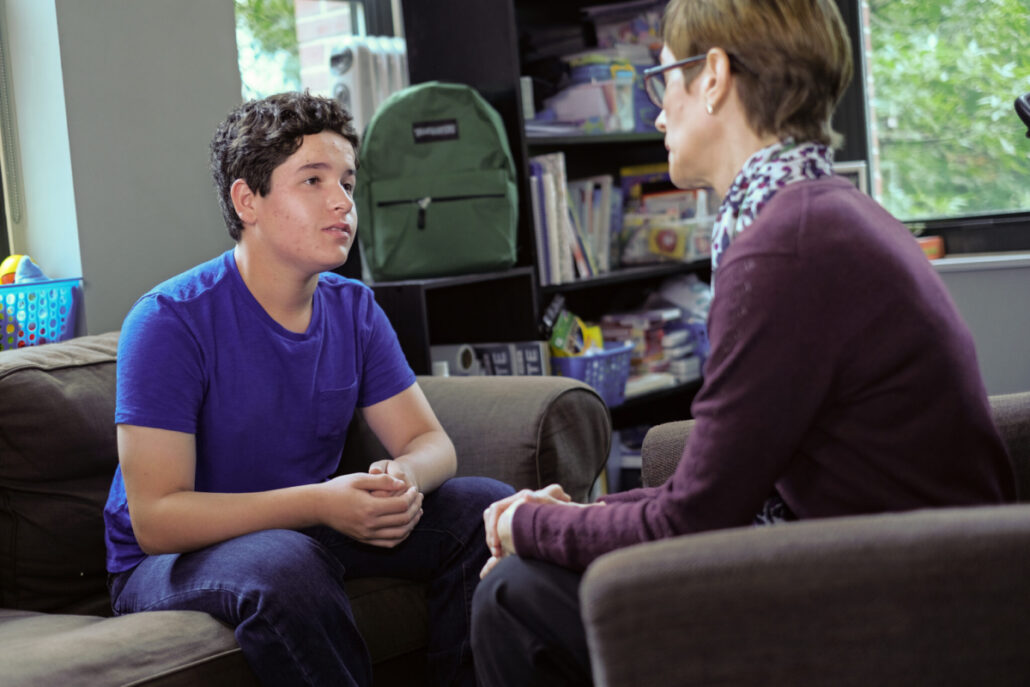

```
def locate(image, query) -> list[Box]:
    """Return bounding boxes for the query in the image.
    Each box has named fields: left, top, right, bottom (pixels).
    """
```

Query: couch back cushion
left=0, top=333, right=120, bottom=614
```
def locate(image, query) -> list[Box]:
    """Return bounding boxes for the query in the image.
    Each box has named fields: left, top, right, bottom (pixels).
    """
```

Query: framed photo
left=833, top=160, right=869, bottom=195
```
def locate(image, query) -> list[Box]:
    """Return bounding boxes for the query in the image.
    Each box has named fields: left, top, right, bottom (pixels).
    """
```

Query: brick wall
left=293, top=0, right=359, bottom=95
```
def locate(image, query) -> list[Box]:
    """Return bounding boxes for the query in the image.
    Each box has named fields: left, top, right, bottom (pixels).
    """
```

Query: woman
left=470, top=1, right=1016, bottom=685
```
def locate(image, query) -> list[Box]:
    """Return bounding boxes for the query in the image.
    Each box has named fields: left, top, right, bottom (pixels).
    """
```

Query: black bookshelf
left=371, top=267, right=539, bottom=375
left=398, top=0, right=710, bottom=425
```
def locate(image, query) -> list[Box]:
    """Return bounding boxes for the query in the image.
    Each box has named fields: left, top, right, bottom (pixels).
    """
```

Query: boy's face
left=241, top=130, right=358, bottom=277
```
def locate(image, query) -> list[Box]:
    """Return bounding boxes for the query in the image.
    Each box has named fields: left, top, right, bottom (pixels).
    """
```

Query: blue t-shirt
left=103, top=250, right=415, bottom=572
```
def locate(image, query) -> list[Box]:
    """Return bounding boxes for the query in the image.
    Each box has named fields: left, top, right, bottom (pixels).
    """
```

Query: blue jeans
left=109, top=476, right=514, bottom=687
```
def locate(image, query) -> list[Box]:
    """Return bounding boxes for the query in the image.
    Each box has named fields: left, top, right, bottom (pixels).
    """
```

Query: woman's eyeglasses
left=642, top=53, right=750, bottom=109
left=642, top=54, right=707, bottom=109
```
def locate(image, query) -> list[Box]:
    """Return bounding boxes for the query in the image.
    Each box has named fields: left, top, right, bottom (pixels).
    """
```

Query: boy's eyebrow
left=295, top=161, right=356, bottom=176
left=296, top=161, right=331, bottom=172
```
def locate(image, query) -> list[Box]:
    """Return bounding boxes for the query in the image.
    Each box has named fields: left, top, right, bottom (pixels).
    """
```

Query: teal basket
left=551, top=341, right=634, bottom=407
left=0, top=278, right=81, bottom=350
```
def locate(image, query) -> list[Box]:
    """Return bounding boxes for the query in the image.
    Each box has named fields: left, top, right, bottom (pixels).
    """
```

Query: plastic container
left=551, top=341, right=634, bottom=407
left=0, top=278, right=81, bottom=350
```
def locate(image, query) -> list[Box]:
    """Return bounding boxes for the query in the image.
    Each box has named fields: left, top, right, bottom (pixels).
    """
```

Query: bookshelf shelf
left=540, top=260, right=708, bottom=295
left=371, top=267, right=539, bottom=375
left=611, top=377, right=704, bottom=429
left=527, top=132, right=664, bottom=148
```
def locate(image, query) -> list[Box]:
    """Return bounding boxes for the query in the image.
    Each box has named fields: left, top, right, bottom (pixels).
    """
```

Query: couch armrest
left=580, top=503, right=1030, bottom=687
left=990, top=391, right=1030, bottom=501
left=641, top=391, right=1030, bottom=498
left=338, top=376, right=610, bottom=502
left=639, top=420, right=693, bottom=488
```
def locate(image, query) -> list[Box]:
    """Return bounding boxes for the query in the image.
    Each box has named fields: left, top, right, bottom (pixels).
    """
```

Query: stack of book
left=618, top=162, right=716, bottom=266
left=472, top=341, right=551, bottom=376
left=600, top=306, right=681, bottom=397
left=599, top=303, right=707, bottom=397
left=530, top=151, right=622, bottom=285
left=430, top=342, right=551, bottom=377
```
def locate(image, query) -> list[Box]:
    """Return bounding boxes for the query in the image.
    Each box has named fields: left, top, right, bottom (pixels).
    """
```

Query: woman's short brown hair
left=663, top=0, right=853, bottom=147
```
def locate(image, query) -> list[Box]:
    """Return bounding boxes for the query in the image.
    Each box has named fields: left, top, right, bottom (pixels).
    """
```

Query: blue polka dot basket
left=551, top=341, right=634, bottom=408
left=0, top=278, right=81, bottom=350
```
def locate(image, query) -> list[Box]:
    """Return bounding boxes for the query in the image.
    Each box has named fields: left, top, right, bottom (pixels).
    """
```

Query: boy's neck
left=232, top=244, right=317, bottom=334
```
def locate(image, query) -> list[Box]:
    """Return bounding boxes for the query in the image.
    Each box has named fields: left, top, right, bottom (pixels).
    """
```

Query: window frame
left=838, top=0, right=1030, bottom=253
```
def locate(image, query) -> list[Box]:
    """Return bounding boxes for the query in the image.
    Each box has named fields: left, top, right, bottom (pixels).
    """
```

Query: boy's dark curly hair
left=209, top=91, right=359, bottom=240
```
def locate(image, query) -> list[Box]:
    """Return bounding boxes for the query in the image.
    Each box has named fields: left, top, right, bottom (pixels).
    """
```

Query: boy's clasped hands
left=320, top=459, right=423, bottom=548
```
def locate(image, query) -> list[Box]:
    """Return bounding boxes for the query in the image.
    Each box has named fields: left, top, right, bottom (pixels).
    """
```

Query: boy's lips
left=324, top=223, right=353, bottom=237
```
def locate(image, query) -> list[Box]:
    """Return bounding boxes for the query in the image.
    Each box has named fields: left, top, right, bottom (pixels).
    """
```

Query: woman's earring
left=706, top=101, right=714, bottom=115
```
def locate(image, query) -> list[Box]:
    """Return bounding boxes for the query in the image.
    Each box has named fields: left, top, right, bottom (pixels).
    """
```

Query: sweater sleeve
left=597, top=486, right=662, bottom=503
left=511, top=231, right=838, bottom=571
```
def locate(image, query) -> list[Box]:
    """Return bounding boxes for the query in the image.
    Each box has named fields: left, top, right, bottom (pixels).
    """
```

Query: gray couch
left=581, top=392, right=1030, bottom=686
left=0, top=332, right=610, bottom=686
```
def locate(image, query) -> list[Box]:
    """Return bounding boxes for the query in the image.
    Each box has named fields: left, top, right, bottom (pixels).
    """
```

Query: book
left=514, top=341, right=551, bottom=375
left=528, top=160, right=552, bottom=285
left=471, top=342, right=551, bottom=376
left=566, top=174, right=616, bottom=273
left=532, top=152, right=576, bottom=284
left=474, top=343, right=514, bottom=376
left=624, top=372, right=677, bottom=398
left=566, top=198, right=596, bottom=277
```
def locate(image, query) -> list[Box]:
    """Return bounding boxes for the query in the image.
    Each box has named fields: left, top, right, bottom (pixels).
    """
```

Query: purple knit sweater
left=513, top=177, right=1016, bottom=572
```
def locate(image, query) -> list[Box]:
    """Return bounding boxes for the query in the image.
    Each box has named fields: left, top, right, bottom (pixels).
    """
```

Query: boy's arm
left=362, top=382, right=457, bottom=494
left=118, top=424, right=423, bottom=554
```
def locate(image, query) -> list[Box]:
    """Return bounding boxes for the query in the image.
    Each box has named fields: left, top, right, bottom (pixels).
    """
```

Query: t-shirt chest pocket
left=316, top=385, right=358, bottom=439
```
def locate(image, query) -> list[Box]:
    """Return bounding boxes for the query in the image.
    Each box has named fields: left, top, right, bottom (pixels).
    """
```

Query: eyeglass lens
left=646, top=74, right=665, bottom=108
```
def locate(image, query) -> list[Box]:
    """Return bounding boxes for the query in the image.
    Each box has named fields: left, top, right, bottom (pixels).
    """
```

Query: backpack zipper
left=378, top=193, right=505, bottom=229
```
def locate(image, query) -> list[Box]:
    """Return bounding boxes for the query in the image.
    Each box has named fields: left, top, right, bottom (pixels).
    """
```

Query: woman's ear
left=702, top=47, right=734, bottom=114
left=230, top=178, right=257, bottom=226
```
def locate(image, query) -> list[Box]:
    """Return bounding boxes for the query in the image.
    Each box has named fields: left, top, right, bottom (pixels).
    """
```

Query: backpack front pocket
left=366, top=169, right=517, bottom=280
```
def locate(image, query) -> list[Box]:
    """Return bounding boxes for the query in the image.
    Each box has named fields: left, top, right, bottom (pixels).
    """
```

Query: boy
left=104, top=91, right=511, bottom=687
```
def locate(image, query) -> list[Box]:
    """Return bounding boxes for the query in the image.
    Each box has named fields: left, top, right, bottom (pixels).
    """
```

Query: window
left=233, top=1, right=405, bottom=133
left=862, top=0, right=1030, bottom=222
left=235, top=0, right=369, bottom=100
left=0, top=12, right=12, bottom=258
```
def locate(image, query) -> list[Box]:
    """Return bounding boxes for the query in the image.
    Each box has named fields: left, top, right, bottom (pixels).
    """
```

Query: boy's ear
left=230, top=178, right=258, bottom=226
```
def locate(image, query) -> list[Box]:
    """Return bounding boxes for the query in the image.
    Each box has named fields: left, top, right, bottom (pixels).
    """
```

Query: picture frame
left=833, top=160, right=869, bottom=195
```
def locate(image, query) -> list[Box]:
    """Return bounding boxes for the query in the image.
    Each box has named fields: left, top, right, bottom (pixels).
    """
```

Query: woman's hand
left=480, top=484, right=573, bottom=577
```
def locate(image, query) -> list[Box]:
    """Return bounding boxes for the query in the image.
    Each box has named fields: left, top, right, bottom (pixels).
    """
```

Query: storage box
left=0, top=278, right=81, bottom=350
left=551, top=341, right=633, bottom=407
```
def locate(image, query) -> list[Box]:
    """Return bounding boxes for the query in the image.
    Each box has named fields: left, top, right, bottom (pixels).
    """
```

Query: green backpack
left=356, top=81, right=518, bottom=282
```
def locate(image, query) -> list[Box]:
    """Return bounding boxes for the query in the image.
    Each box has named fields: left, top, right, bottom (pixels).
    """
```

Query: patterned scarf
left=709, top=139, right=835, bottom=295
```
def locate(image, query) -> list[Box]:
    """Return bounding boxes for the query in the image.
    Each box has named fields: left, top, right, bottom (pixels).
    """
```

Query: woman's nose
left=655, top=109, right=667, bottom=133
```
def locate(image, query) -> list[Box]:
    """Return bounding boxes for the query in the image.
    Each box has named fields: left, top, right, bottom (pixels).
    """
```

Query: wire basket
left=551, top=341, right=634, bottom=407
left=0, top=278, right=81, bottom=350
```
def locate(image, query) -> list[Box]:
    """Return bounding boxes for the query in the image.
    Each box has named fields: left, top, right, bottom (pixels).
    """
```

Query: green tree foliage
left=234, top=0, right=301, bottom=99
left=868, top=0, right=1030, bottom=219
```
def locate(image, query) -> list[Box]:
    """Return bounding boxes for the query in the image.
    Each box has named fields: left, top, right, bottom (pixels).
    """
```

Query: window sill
left=931, top=252, right=1030, bottom=273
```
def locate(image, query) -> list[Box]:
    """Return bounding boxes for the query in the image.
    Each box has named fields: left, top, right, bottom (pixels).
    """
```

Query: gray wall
left=3, top=0, right=239, bottom=334
left=934, top=257, right=1030, bottom=395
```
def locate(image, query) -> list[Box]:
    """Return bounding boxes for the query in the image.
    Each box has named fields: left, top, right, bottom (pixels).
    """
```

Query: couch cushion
left=0, top=608, right=257, bottom=686
left=0, top=332, right=120, bottom=613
